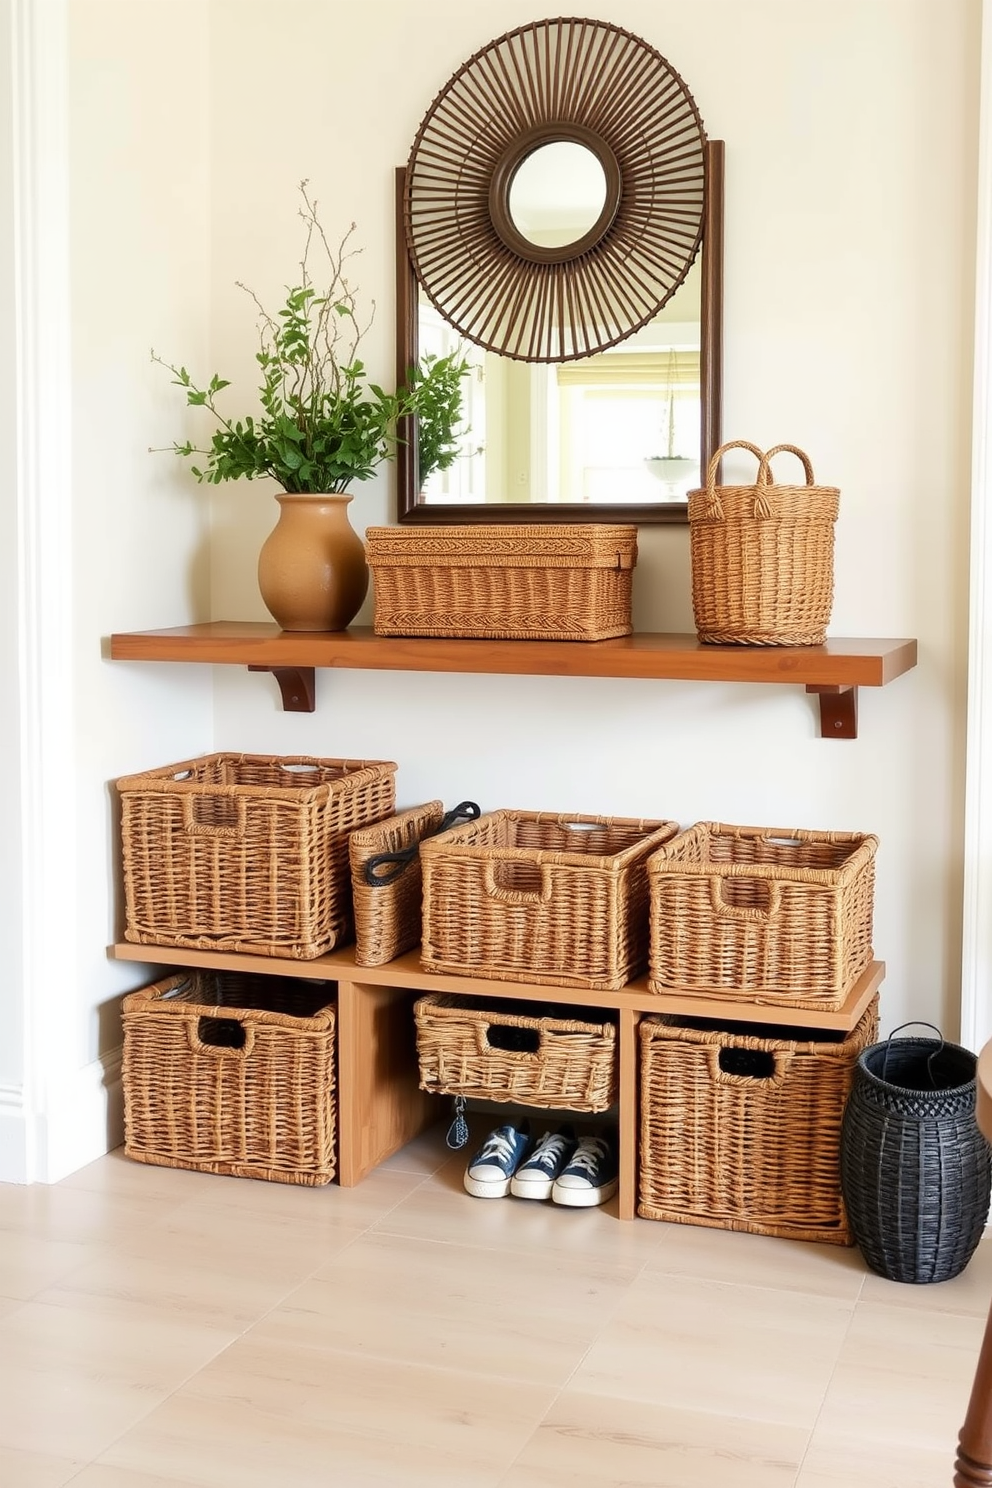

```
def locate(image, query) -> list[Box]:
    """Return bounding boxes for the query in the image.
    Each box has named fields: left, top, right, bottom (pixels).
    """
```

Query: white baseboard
left=0, top=1050, right=123, bottom=1184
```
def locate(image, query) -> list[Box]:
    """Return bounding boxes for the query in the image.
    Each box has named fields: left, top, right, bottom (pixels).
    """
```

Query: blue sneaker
left=510, top=1125, right=576, bottom=1201
left=463, top=1121, right=531, bottom=1199
left=551, top=1132, right=618, bottom=1208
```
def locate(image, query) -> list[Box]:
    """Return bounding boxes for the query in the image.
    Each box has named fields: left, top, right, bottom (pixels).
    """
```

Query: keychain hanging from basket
left=687, top=440, right=840, bottom=646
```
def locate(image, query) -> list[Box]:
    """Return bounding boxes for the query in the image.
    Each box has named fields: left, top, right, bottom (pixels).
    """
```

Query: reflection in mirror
left=419, top=263, right=702, bottom=507
left=507, top=142, right=608, bottom=249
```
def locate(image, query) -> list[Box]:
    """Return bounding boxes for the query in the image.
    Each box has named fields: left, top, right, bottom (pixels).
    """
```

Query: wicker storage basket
left=687, top=440, right=839, bottom=645
left=118, top=753, right=397, bottom=959
left=414, top=993, right=618, bottom=1112
left=122, top=970, right=337, bottom=1185
left=647, top=822, right=878, bottom=1010
left=349, top=800, right=443, bottom=967
left=365, top=524, right=637, bottom=640
left=841, top=1026, right=992, bottom=1282
left=421, top=810, right=680, bottom=990
left=638, top=996, right=878, bottom=1242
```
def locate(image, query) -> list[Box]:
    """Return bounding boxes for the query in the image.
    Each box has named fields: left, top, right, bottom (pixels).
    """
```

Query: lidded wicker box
left=637, top=997, right=879, bottom=1243
left=420, top=809, right=679, bottom=990
left=365, top=524, right=637, bottom=640
left=414, top=993, right=618, bottom=1112
left=647, top=822, right=878, bottom=1010
left=122, top=970, right=337, bottom=1185
left=117, top=753, right=397, bottom=959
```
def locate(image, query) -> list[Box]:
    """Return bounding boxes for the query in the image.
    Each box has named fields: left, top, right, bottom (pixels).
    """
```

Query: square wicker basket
left=349, top=800, right=444, bottom=966
left=637, top=997, right=879, bottom=1242
left=420, top=810, right=680, bottom=990
left=647, top=822, right=878, bottom=1010
left=117, top=753, right=397, bottom=959
left=414, top=993, right=618, bottom=1112
left=365, top=524, right=637, bottom=640
left=122, top=970, right=337, bottom=1185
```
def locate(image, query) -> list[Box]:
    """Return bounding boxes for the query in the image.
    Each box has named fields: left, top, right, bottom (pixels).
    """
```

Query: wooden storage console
left=110, top=940, right=884, bottom=1220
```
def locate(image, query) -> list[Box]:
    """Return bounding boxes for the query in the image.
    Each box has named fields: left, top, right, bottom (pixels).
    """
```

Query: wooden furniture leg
left=956, top=1040, right=992, bottom=1485
left=335, top=977, right=436, bottom=1186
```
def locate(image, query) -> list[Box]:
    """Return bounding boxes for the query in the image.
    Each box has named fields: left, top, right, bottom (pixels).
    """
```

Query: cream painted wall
left=201, top=0, right=979, bottom=1037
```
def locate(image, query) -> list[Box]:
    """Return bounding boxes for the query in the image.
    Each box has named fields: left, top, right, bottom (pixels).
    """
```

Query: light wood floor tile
left=796, top=1436, right=958, bottom=1488
left=0, top=1445, right=84, bottom=1487
left=0, top=1228, right=98, bottom=1300
left=496, top=1391, right=807, bottom=1488
left=0, top=1298, right=235, bottom=1459
left=374, top=1152, right=668, bottom=1265
left=570, top=1270, right=854, bottom=1428
left=808, top=1299, right=982, bottom=1454
left=102, top=1351, right=557, bottom=1488
left=377, top=1119, right=456, bottom=1176
left=65, top=1470, right=196, bottom=1488
left=0, top=1180, right=182, bottom=1246
left=859, top=1235, right=992, bottom=1315
left=647, top=1219, right=868, bottom=1300
left=255, top=1228, right=640, bottom=1385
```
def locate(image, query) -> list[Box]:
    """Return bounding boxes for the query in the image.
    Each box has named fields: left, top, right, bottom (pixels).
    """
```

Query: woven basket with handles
left=688, top=440, right=839, bottom=646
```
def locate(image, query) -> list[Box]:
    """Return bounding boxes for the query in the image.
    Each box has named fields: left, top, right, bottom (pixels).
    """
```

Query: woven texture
left=687, top=440, right=839, bottom=645
left=118, top=753, right=397, bottom=959
left=647, top=822, right=878, bottom=1009
left=366, top=524, right=637, bottom=640
left=414, top=993, right=618, bottom=1111
left=638, top=997, right=878, bottom=1242
left=349, top=801, right=444, bottom=966
left=122, top=971, right=337, bottom=1185
left=421, top=810, right=679, bottom=990
left=841, top=1035, right=992, bottom=1282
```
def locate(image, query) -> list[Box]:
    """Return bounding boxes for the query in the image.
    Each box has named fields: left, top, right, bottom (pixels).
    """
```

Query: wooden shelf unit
left=108, top=623, right=918, bottom=738
left=110, top=940, right=885, bottom=1220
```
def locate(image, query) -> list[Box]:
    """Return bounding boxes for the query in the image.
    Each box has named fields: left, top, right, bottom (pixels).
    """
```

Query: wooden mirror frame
left=396, top=140, right=723, bottom=526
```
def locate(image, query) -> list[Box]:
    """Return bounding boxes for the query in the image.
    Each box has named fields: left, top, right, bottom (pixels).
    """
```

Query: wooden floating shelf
left=108, top=623, right=918, bottom=738
left=109, top=941, right=884, bottom=1034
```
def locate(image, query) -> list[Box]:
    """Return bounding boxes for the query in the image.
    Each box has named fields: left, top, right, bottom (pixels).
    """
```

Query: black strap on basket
left=362, top=801, right=481, bottom=887
left=880, top=1021, right=945, bottom=1088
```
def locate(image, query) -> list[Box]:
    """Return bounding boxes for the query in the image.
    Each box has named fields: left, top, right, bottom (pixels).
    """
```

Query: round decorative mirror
left=404, top=16, right=708, bottom=363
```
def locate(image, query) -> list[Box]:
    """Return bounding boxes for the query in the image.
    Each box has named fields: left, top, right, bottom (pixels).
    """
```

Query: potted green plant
left=153, top=180, right=458, bottom=632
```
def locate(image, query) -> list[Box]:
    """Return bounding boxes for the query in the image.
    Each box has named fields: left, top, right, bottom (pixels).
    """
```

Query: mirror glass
left=417, top=261, right=702, bottom=507
left=507, top=142, right=608, bottom=249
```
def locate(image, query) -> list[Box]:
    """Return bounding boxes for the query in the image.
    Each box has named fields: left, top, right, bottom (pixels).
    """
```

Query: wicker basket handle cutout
left=708, top=877, right=782, bottom=922
left=483, top=859, right=555, bottom=905
left=473, top=1022, right=544, bottom=1061
left=708, top=1044, right=792, bottom=1086
left=181, top=794, right=248, bottom=840
left=184, top=1012, right=256, bottom=1060
left=703, top=440, right=817, bottom=522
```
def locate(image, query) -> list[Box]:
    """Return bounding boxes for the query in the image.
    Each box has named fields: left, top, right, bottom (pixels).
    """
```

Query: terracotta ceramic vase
left=257, top=492, right=369, bottom=632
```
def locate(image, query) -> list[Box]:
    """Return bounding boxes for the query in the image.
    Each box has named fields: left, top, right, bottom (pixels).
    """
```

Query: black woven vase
left=840, top=1030, right=991, bottom=1284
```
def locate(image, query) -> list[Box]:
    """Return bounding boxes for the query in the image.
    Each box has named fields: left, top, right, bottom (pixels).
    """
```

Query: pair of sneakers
left=463, top=1121, right=618, bottom=1208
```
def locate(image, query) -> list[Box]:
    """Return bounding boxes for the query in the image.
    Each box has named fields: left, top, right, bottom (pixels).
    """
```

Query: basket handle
left=472, top=1022, right=543, bottom=1060
left=708, top=877, right=782, bottom=922
left=880, top=1021, right=946, bottom=1086
left=184, top=1012, right=256, bottom=1059
left=707, top=1045, right=791, bottom=1085
left=181, top=794, right=247, bottom=839
left=482, top=859, right=555, bottom=904
left=363, top=801, right=481, bottom=887
left=702, top=440, right=767, bottom=520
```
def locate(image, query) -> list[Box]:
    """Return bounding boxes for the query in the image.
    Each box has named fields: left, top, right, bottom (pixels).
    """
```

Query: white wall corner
left=7, top=0, right=80, bottom=1182
left=962, top=0, right=992, bottom=1057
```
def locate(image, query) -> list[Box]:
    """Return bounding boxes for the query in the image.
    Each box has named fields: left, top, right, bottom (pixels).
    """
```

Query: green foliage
left=408, top=350, right=471, bottom=488
left=152, top=182, right=450, bottom=494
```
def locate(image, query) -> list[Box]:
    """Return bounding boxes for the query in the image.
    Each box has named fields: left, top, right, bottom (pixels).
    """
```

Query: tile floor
left=0, top=1122, right=986, bottom=1487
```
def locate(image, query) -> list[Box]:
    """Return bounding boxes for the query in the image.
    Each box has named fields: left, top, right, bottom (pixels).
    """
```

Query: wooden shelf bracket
left=807, top=684, right=858, bottom=740
left=246, top=665, right=316, bottom=713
